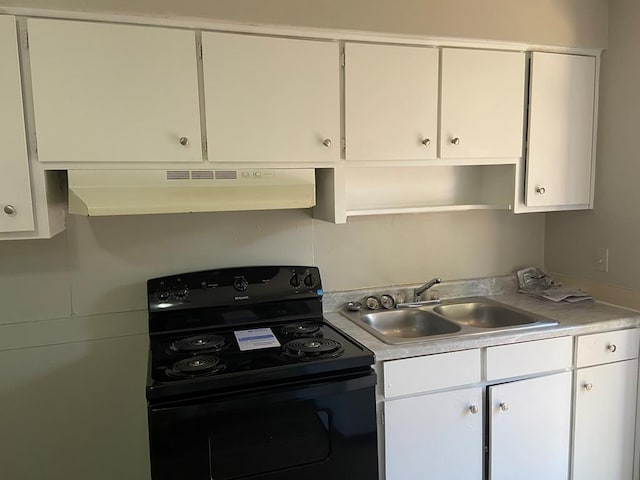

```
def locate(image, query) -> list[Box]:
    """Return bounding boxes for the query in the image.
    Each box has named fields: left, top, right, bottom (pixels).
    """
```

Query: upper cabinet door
left=344, top=43, right=438, bottom=161
left=0, top=15, right=34, bottom=233
left=525, top=52, right=596, bottom=207
left=28, top=19, right=202, bottom=163
left=202, top=33, right=339, bottom=163
left=440, top=48, right=526, bottom=159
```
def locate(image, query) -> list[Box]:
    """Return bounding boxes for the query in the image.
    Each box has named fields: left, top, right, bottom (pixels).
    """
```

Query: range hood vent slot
left=166, top=170, right=190, bottom=180
left=68, top=169, right=316, bottom=216
left=191, top=170, right=215, bottom=180
left=215, top=170, right=237, bottom=180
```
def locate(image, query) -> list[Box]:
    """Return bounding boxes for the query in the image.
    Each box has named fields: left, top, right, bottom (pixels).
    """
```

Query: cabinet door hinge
left=341, top=137, right=346, bottom=156
left=199, top=44, right=203, bottom=60
left=24, top=31, right=29, bottom=49
left=203, top=138, right=208, bottom=153
left=340, top=51, right=345, bottom=68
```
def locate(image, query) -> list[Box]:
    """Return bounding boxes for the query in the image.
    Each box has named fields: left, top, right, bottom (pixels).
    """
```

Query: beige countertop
left=326, top=293, right=640, bottom=362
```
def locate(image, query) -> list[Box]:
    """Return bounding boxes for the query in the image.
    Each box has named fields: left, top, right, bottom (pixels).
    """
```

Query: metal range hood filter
left=67, top=169, right=316, bottom=216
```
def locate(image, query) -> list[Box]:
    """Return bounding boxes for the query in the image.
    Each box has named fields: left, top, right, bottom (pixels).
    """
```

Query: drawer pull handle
left=468, top=405, right=478, bottom=414
left=607, top=344, right=617, bottom=353
left=584, top=383, right=593, bottom=392
left=499, top=402, right=509, bottom=412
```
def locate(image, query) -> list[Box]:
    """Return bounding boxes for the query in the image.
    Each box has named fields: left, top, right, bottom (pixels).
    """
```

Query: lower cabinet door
left=489, top=371, right=571, bottom=480
left=384, top=387, right=482, bottom=480
left=573, top=359, right=638, bottom=480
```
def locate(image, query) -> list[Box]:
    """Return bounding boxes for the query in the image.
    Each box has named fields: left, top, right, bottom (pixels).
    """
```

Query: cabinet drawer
left=383, top=349, right=480, bottom=399
left=486, top=336, right=572, bottom=381
left=576, top=329, right=640, bottom=368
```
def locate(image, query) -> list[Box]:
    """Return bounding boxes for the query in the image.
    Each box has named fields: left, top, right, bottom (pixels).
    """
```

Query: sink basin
left=433, top=302, right=537, bottom=328
left=357, top=309, right=461, bottom=343
left=341, top=296, right=557, bottom=345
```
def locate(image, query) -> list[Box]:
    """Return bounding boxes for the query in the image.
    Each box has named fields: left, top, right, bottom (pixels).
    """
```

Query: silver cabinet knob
left=3, top=205, right=16, bottom=215
left=499, top=402, right=509, bottom=411
left=322, top=138, right=332, bottom=148
left=584, top=383, right=593, bottom=391
left=536, top=186, right=546, bottom=195
left=179, top=136, right=189, bottom=146
left=469, top=405, right=478, bottom=415
left=451, top=137, right=460, bottom=146
left=607, top=344, right=617, bottom=353
left=421, top=138, right=431, bottom=147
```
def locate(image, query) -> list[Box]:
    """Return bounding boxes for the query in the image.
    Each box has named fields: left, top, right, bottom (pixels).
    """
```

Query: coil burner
left=165, top=355, right=225, bottom=378
left=282, top=338, right=344, bottom=361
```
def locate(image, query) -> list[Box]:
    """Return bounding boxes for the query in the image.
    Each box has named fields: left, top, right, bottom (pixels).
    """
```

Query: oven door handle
left=150, top=371, right=376, bottom=419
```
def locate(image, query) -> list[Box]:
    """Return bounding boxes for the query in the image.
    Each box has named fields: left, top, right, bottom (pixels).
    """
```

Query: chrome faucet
left=414, top=277, right=441, bottom=302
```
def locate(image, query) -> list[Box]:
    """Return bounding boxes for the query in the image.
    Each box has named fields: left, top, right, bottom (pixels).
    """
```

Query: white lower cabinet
left=572, top=330, right=640, bottom=480
left=489, top=372, right=572, bottom=480
left=385, top=387, right=483, bottom=480
left=381, top=338, right=580, bottom=480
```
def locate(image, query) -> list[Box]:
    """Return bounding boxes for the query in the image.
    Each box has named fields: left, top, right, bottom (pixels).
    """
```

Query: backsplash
left=323, top=275, right=520, bottom=312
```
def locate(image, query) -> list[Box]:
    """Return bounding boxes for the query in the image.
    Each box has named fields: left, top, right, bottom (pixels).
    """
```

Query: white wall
left=545, top=0, right=640, bottom=303
left=0, top=0, right=608, bottom=48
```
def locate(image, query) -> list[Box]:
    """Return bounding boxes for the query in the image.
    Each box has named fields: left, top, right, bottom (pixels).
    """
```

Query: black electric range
left=145, top=266, right=379, bottom=480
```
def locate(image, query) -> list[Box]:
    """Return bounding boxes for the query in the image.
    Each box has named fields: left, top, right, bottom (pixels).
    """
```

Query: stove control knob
left=304, top=273, right=316, bottom=288
left=174, top=286, right=189, bottom=300
left=155, top=290, right=171, bottom=301
left=233, top=276, right=249, bottom=292
left=290, top=273, right=301, bottom=288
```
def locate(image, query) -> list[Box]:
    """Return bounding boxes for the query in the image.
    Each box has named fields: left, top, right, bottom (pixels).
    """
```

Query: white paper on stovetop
left=234, top=328, right=281, bottom=351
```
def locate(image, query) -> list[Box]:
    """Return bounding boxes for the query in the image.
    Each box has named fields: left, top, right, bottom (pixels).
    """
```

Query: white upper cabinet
left=440, top=48, right=526, bottom=159
left=28, top=19, right=202, bottom=163
left=344, top=43, right=439, bottom=161
left=525, top=52, right=596, bottom=208
left=202, top=32, right=340, bottom=163
left=0, top=15, right=34, bottom=233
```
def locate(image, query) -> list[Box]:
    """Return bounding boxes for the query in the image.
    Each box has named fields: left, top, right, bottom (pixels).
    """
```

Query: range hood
left=67, top=169, right=316, bottom=216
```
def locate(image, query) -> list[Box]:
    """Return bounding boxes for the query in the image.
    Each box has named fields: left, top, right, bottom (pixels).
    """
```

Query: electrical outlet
left=596, top=247, right=609, bottom=272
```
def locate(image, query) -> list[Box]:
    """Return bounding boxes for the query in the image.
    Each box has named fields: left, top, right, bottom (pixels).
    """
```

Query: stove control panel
left=148, top=266, right=322, bottom=312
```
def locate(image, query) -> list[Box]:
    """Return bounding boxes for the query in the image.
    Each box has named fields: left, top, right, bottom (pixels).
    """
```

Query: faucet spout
left=414, top=277, right=442, bottom=301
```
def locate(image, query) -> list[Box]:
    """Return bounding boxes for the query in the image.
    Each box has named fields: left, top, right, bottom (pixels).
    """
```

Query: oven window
left=209, top=404, right=331, bottom=479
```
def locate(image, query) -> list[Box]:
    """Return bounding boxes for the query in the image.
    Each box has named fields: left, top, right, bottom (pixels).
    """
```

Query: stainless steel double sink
left=341, top=297, right=557, bottom=345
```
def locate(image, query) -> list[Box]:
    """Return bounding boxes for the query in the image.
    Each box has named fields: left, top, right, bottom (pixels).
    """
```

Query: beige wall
left=2, top=210, right=544, bottom=322
left=545, top=0, right=640, bottom=298
left=0, top=0, right=608, bottom=48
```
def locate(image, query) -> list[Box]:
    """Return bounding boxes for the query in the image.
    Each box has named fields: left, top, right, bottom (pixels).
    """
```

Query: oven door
left=148, top=371, right=378, bottom=480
